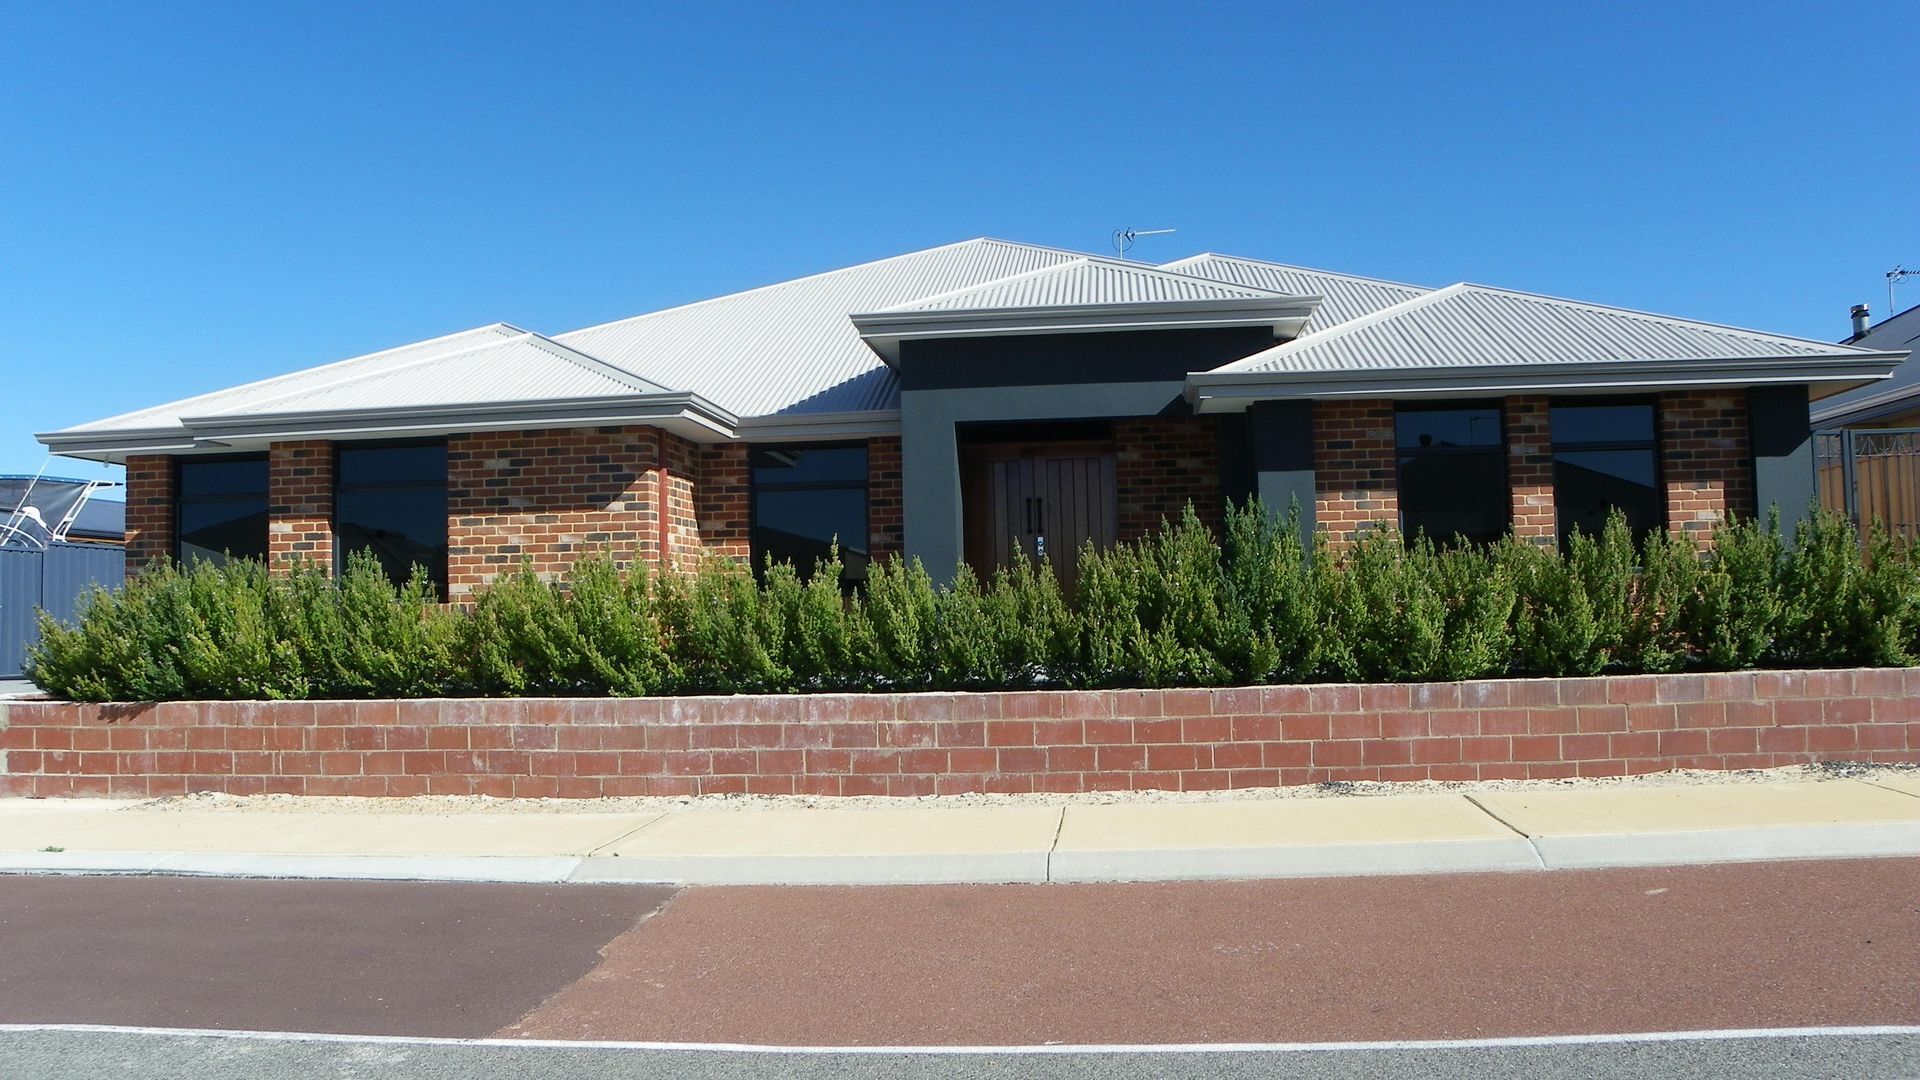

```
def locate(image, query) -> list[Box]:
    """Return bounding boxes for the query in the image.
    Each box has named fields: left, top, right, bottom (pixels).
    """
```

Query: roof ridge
left=556, top=238, right=1092, bottom=341
left=867, top=256, right=1292, bottom=315
left=520, top=334, right=678, bottom=396
left=1448, top=282, right=1888, bottom=354
left=70, top=322, right=526, bottom=432
left=1164, top=253, right=1432, bottom=294
left=1206, top=285, right=1465, bottom=373
left=864, top=258, right=1093, bottom=313
left=180, top=330, right=565, bottom=419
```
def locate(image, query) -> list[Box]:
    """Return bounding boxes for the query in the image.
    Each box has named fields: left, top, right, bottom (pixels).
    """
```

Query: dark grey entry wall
left=1749, top=384, right=1815, bottom=527
left=898, top=328, right=1274, bottom=576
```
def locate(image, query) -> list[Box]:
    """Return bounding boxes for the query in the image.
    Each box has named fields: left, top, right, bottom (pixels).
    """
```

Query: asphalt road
left=3, top=1028, right=1918, bottom=1079
left=1, top=861, right=1916, bottom=1076
left=0, top=875, right=675, bottom=1036
left=505, top=858, right=1920, bottom=1044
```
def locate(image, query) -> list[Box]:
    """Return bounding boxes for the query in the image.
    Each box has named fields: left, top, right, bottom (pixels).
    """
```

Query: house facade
left=39, top=240, right=1908, bottom=597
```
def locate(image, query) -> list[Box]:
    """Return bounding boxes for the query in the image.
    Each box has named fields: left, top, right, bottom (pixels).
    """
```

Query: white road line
left=2, top=1023, right=1917, bottom=1055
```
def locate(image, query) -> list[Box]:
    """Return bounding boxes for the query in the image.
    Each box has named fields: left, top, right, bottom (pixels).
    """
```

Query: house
left=1813, top=302, right=1920, bottom=428
left=1, top=476, right=126, bottom=678
left=36, top=239, right=1909, bottom=598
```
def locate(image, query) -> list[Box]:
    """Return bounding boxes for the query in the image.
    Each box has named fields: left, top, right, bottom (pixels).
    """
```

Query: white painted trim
left=1, top=1022, right=1916, bottom=1054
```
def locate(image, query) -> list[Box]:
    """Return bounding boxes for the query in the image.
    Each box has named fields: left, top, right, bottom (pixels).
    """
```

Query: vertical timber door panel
left=964, top=443, right=1116, bottom=590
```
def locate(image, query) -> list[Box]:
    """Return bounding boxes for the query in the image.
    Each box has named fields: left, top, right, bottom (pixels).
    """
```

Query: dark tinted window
left=1551, top=401, right=1661, bottom=545
left=1395, top=405, right=1508, bottom=546
left=335, top=443, right=448, bottom=592
left=750, top=444, right=868, bottom=585
left=750, top=446, right=867, bottom=487
left=177, top=456, right=268, bottom=565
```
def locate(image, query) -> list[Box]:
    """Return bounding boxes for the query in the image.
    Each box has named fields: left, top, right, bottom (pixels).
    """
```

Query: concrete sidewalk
left=1, top=773, right=1916, bottom=886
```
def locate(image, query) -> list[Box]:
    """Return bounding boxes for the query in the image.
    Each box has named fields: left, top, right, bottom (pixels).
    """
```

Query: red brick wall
left=7, top=668, right=1912, bottom=798
left=1659, top=390, right=1755, bottom=540
left=868, top=435, right=904, bottom=562
left=267, top=441, right=334, bottom=571
left=445, top=427, right=659, bottom=599
left=661, top=432, right=704, bottom=570
left=695, top=443, right=751, bottom=562
left=123, top=455, right=175, bottom=571
left=1114, top=416, right=1223, bottom=542
left=1313, top=401, right=1398, bottom=548
left=1505, top=396, right=1555, bottom=546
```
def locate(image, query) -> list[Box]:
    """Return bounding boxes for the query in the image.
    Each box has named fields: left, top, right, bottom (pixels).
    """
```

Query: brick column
left=1659, top=390, right=1755, bottom=542
left=867, top=435, right=903, bottom=562
left=267, top=441, right=334, bottom=573
left=1505, top=395, right=1555, bottom=546
left=123, top=455, right=175, bottom=572
left=1313, top=401, right=1398, bottom=548
left=695, top=443, right=751, bottom=563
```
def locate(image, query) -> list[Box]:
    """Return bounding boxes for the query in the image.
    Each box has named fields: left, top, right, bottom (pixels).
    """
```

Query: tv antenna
left=1889, top=265, right=1920, bottom=315
left=1112, top=227, right=1176, bottom=259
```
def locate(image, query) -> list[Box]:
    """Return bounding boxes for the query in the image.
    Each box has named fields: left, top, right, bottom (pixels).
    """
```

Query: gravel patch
left=89, top=760, right=1919, bottom=816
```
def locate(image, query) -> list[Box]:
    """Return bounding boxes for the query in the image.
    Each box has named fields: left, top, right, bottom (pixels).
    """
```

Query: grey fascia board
left=731, top=409, right=902, bottom=442
left=852, top=296, right=1321, bottom=336
left=36, top=427, right=199, bottom=457
left=162, top=393, right=738, bottom=444
left=1811, top=383, right=1920, bottom=427
left=851, top=298, right=1322, bottom=363
left=1185, top=354, right=1905, bottom=410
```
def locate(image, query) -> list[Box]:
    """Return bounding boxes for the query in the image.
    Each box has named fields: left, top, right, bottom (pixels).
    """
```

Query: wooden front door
left=962, top=442, right=1117, bottom=591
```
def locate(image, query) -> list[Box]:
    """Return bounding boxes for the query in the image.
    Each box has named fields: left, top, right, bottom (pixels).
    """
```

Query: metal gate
left=0, top=542, right=125, bottom=679
left=1815, top=428, right=1920, bottom=540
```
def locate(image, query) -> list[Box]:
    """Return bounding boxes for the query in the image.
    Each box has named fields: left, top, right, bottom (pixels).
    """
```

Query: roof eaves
left=1185, top=352, right=1907, bottom=411
left=850, top=296, right=1324, bottom=363
left=172, top=391, right=742, bottom=446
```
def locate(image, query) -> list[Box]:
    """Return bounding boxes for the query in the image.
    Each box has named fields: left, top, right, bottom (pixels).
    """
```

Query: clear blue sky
left=3, top=1, right=1915, bottom=490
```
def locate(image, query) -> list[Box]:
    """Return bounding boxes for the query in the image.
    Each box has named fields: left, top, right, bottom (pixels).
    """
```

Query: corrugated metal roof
left=1221, top=283, right=1883, bottom=375
left=61, top=324, right=524, bottom=433
left=556, top=238, right=1087, bottom=416
left=879, top=258, right=1286, bottom=312
left=201, top=332, right=671, bottom=418
left=1161, top=254, right=1429, bottom=332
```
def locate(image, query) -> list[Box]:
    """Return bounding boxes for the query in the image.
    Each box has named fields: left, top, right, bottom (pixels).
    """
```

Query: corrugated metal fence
left=0, top=543, right=124, bottom=679
left=1815, top=428, right=1920, bottom=541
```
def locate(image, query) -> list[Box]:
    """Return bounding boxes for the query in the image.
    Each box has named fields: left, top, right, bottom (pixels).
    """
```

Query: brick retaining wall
left=3, top=669, right=1915, bottom=799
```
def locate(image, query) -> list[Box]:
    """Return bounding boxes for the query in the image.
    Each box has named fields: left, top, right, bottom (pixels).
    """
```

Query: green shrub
left=657, top=556, right=783, bottom=694
left=24, top=500, right=1920, bottom=703
left=1685, top=513, right=1785, bottom=670
left=857, top=555, right=940, bottom=690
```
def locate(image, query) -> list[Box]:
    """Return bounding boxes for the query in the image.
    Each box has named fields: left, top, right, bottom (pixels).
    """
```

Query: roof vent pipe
left=1850, top=303, right=1871, bottom=338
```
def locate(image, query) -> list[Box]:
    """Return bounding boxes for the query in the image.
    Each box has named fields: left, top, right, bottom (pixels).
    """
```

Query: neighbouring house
left=35, top=240, right=1910, bottom=598
left=1811, top=302, right=1920, bottom=536
left=1, top=476, right=126, bottom=677
left=1814, top=302, right=1920, bottom=428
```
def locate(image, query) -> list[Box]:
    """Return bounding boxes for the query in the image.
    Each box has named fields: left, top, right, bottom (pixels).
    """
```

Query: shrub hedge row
left=25, top=504, right=1920, bottom=702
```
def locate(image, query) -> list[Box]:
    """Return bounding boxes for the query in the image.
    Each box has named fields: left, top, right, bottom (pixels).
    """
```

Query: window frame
left=1392, top=399, right=1511, bottom=547
left=173, top=452, right=270, bottom=565
left=1547, top=395, right=1666, bottom=546
left=747, top=441, right=871, bottom=585
left=330, top=438, right=449, bottom=593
